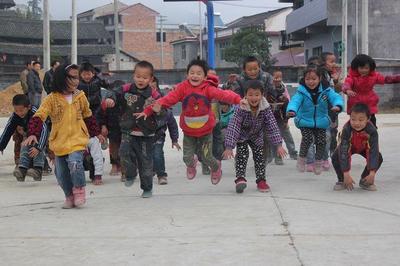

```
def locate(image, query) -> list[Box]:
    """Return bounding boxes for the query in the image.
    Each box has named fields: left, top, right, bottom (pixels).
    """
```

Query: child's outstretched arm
left=342, top=75, right=356, bottom=97
left=375, top=72, right=400, bottom=85
left=0, top=114, right=18, bottom=153
left=327, top=88, right=344, bottom=112
left=166, top=110, right=181, bottom=150
left=207, top=86, right=242, bottom=105
left=364, top=124, right=380, bottom=185
left=286, top=91, right=303, bottom=116
left=25, top=97, right=52, bottom=146
left=223, top=107, right=243, bottom=159
left=337, top=123, right=355, bottom=190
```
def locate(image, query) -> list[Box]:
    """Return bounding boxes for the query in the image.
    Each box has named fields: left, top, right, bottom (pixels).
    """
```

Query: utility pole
left=114, top=0, right=121, bottom=70
left=206, top=1, right=215, bottom=69
left=361, top=0, right=369, bottom=54
left=159, top=15, right=167, bottom=69
left=43, top=0, right=50, bottom=70
left=198, top=1, right=203, bottom=59
left=341, top=0, right=348, bottom=78
left=71, top=0, right=77, bottom=64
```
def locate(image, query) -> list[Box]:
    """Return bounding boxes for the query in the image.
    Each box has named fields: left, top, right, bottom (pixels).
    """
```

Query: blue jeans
left=19, top=145, right=45, bottom=169
left=153, top=141, right=167, bottom=177
left=55, top=151, right=85, bottom=197
left=28, top=92, right=42, bottom=108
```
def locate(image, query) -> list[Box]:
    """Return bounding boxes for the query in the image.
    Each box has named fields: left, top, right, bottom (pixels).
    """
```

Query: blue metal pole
left=206, top=1, right=215, bottom=69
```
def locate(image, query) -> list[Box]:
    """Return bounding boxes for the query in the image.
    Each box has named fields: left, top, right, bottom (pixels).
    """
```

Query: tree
left=224, top=26, right=276, bottom=69
left=27, top=0, right=42, bottom=20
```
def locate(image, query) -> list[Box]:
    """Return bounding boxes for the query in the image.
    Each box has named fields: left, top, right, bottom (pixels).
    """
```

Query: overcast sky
left=14, top=0, right=291, bottom=24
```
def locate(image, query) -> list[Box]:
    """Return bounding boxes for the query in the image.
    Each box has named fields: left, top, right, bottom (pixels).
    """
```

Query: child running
left=343, top=54, right=400, bottom=127
left=287, top=65, right=344, bottom=175
left=223, top=80, right=286, bottom=193
left=331, top=103, right=383, bottom=191
left=24, top=64, right=104, bottom=208
left=138, top=59, right=244, bottom=185
left=0, top=94, right=48, bottom=181
left=106, top=61, right=162, bottom=198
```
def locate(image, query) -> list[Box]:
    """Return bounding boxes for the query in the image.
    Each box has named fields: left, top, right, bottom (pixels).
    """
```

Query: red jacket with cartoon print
left=343, top=69, right=400, bottom=114
left=144, top=74, right=242, bottom=137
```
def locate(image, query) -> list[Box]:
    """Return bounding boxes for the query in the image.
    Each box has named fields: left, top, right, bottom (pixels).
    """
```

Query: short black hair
left=321, top=52, right=334, bottom=64
left=134, top=60, right=154, bottom=76
left=351, top=54, right=376, bottom=71
left=307, top=56, right=322, bottom=66
left=303, top=64, right=323, bottom=79
left=12, top=94, right=30, bottom=107
left=80, top=62, right=96, bottom=74
left=244, top=80, right=264, bottom=94
left=242, top=56, right=260, bottom=70
left=51, top=60, right=60, bottom=67
left=52, top=63, right=79, bottom=93
left=187, top=59, right=209, bottom=76
left=32, top=61, right=41, bottom=67
left=350, top=103, right=371, bottom=118
left=273, top=69, right=282, bottom=74
left=25, top=61, right=32, bottom=67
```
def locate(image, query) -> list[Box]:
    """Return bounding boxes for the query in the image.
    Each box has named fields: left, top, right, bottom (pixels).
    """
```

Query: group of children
left=1, top=51, right=398, bottom=208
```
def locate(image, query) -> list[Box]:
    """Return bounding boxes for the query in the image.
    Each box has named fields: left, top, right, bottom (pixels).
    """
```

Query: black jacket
left=27, top=70, right=43, bottom=94
left=43, top=69, right=55, bottom=94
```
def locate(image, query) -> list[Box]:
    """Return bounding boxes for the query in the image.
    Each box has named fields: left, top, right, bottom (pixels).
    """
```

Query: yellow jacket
left=34, top=90, right=92, bottom=156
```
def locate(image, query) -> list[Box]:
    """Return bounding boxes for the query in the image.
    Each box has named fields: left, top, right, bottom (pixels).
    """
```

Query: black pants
left=235, top=141, right=265, bottom=181
left=331, top=149, right=383, bottom=182
left=299, top=128, right=326, bottom=160
left=119, top=134, right=154, bottom=192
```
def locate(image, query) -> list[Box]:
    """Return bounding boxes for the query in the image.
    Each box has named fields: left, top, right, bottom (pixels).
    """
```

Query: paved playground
left=0, top=113, right=399, bottom=266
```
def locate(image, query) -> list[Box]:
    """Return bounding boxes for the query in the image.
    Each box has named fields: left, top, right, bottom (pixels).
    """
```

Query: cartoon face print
left=125, top=93, right=138, bottom=106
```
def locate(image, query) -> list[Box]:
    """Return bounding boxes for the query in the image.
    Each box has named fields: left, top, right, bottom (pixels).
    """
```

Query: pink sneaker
left=211, top=161, right=222, bottom=185
left=62, top=195, right=74, bottom=209
left=296, top=157, right=306, bottom=172
left=186, top=156, right=198, bottom=180
left=306, top=163, right=314, bottom=172
left=322, top=160, right=330, bottom=171
left=72, top=187, right=86, bottom=207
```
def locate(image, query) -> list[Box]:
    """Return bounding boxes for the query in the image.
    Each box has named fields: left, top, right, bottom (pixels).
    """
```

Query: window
left=156, top=32, right=167, bottom=42
left=312, top=46, right=322, bottom=57
left=219, top=41, right=230, bottom=61
left=181, top=45, right=186, bottom=60
left=334, top=41, right=342, bottom=64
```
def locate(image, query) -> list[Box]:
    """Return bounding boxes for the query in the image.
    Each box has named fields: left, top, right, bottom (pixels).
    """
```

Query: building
left=280, top=0, right=400, bottom=64
left=78, top=2, right=199, bottom=69
left=103, top=50, right=139, bottom=71
left=0, top=16, right=113, bottom=67
left=172, top=7, right=296, bottom=69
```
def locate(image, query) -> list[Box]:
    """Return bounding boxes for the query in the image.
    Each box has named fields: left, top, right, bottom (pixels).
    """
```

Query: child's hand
left=29, top=147, right=40, bottom=158
left=101, top=125, right=108, bottom=137
left=287, top=111, right=296, bottom=118
left=152, top=102, right=162, bottom=113
left=346, top=90, right=357, bottom=97
left=96, top=134, right=106, bottom=144
left=222, top=149, right=235, bottom=160
left=239, top=98, right=248, bottom=109
left=276, top=145, right=288, bottom=158
left=331, top=106, right=341, bottom=112
left=363, top=170, right=376, bottom=185
left=172, top=142, right=182, bottom=151
left=22, top=135, right=38, bottom=146
left=105, top=98, right=115, bottom=108
left=133, top=112, right=147, bottom=120
left=343, top=172, right=355, bottom=191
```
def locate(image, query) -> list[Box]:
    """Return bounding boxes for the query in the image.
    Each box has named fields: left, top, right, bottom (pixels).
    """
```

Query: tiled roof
left=0, top=17, right=111, bottom=40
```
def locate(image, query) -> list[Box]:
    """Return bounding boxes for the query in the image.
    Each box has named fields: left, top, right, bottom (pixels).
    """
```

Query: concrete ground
left=0, top=113, right=400, bottom=266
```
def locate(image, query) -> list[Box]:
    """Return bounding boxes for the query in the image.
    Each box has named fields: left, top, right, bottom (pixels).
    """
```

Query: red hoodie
left=144, top=74, right=241, bottom=137
left=343, top=69, right=400, bottom=114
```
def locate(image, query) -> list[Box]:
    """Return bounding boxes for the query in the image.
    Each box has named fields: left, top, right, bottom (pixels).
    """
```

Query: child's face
left=133, top=67, right=153, bottom=89
left=246, top=88, right=263, bottom=108
left=80, top=70, right=95, bottom=83
left=350, top=112, right=369, bottom=131
left=325, top=55, right=336, bottom=72
left=66, top=68, right=80, bottom=93
left=304, top=71, right=320, bottom=90
left=220, top=104, right=231, bottom=113
left=244, top=61, right=260, bottom=79
left=13, top=105, right=30, bottom=118
left=273, top=71, right=282, bottom=86
left=358, top=65, right=371, bottom=76
left=187, top=65, right=206, bottom=87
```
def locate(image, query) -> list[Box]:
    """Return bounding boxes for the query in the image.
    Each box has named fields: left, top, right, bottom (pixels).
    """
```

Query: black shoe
left=27, top=167, right=43, bottom=181
left=290, top=153, right=298, bottom=160
left=13, top=167, right=27, bottom=182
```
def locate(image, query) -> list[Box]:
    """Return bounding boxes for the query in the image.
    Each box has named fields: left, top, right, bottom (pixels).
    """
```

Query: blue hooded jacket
left=287, top=84, right=344, bottom=129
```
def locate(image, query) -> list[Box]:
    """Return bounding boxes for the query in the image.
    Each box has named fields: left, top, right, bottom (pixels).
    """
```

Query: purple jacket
left=225, top=97, right=282, bottom=149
